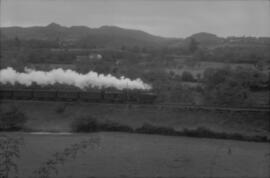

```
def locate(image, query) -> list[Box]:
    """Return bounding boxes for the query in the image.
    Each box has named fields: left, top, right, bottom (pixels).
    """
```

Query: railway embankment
left=1, top=100, right=269, bottom=141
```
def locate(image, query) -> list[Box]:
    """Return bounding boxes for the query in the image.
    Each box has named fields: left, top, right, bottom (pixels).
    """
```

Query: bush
left=71, top=116, right=98, bottom=132
left=136, top=123, right=176, bottom=135
left=71, top=117, right=133, bottom=133
left=181, top=71, right=196, bottom=82
left=99, top=120, right=133, bottom=132
left=71, top=118, right=269, bottom=142
left=201, top=67, right=267, bottom=106
left=0, top=107, right=27, bottom=131
left=55, top=104, right=67, bottom=114
left=181, top=127, right=269, bottom=142
left=0, top=135, right=24, bottom=177
left=183, top=127, right=215, bottom=138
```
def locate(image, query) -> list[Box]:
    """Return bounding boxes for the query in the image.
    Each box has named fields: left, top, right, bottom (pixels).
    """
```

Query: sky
left=1, top=0, right=270, bottom=38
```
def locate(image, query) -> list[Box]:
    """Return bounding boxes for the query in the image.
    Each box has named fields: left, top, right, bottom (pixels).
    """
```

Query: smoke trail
left=0, top=67, right=152, bottom=90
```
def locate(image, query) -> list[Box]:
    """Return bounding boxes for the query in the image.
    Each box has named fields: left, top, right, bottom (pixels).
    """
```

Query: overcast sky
left=1, top=0, right=269, bottom=38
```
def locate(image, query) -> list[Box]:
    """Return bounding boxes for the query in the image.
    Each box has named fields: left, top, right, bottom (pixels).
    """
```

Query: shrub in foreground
left=71, top=117, right=269, bottom=142
left=99, top=120, right=133, bottom=132
left=136, top=124, right=269, bottom=142
left=182, top=127, right=268, bottom=142
left=136, top=123, right=176, bottom=135
left=0, top=135, right=24, bottom=178
left=182, top=127, right=244, bottom=140
left=55, top=104, right=67, bottom=114
left=182, top=127, right=222, bottom=138
left=0, top=107, right=27, bottom=131
left=71, top=116, right=98, bottom=132
left=181, top=71, right=196, bottom=82
left=71, top=116, right=133, bottom=133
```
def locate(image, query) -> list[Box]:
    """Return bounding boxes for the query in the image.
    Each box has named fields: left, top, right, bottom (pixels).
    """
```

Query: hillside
left=1, top=23, right=270, bottom=49
left=185, top=32, right=224, bottom=47
left=0, top=23, right=174, bottom=48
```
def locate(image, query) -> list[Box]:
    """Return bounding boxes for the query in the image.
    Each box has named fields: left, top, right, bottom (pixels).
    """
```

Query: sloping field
left=4, top=132, right=270, bottom=178
left=1, top=100, right=269, bottom=137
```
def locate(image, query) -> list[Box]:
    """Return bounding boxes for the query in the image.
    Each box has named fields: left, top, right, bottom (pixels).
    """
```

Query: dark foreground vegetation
left=0, top=135, right=24, bottom=178
left=0, top=134, right=99, bottom=178
left=71, top=116, right=270, bottom=142
left=1, top=104, right=269, bottom=142
left=1, top=132, right=269, bottom=178
left=0, top=106, right=27, bottom=131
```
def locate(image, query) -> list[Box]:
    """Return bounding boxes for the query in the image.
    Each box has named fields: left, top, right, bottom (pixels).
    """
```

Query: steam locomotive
left=0, top=89, right=157, bottom=104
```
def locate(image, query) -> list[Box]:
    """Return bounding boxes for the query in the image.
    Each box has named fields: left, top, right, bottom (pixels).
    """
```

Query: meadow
left=1, top=100, right=269, bottom=138
left=1, top=100, right=270, bottom=178
left=3, top=132, right=270, bottom=178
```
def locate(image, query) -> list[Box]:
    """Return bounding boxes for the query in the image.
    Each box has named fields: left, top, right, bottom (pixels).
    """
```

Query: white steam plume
left=0, top=67, right=152, bottom=90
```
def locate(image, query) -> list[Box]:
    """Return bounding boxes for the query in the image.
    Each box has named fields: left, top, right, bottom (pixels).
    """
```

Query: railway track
left=1, top=99, right=269, bottom=112
left=157, top=103, right=270, bottom=112
left=1, top=89, right=269, bottom=112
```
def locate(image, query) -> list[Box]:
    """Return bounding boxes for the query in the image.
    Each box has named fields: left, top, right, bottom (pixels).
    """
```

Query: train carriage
left=126, top=90, right=139, bottom=103
left=33, top=90, right=57, bottom=100
left=57, top=91, right=79, bottom=101
left=0, top=87, right=157, bottom=104
left=12, top=89, right=33, bottom=100
left=0, top=89, right=13, bottom=99
left=136, top=92, right=157, bottom=104
left=104, top=91, right=127, bottom=103
left=79, top=91, right=103, bottom=102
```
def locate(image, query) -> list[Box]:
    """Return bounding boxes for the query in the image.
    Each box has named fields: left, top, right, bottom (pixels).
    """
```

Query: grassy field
left=3, top=132, right=270, bottom=178
left=1, top=100, right=269, bottom=138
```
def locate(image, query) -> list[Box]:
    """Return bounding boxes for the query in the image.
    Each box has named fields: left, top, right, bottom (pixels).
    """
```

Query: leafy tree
left=203, top=67, right=269, bottom=106
left=204, top=79, right=249, bottom=106
left=189, top=37, right=199, bottom=53
left=181, top=71, right=196, bottom=82
left=202, top=67, right=250, bottom=106
left=14, top=36, right=21, bottom=48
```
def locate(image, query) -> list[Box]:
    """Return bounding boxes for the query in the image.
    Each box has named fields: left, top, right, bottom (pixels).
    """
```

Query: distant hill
left=0, top=23, right=175, bottom=48
left=183, top=32, right=270, bottom=49
left=186, top=32, right=224, bottom=46
left=1, top=23, right=269, bottom=49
